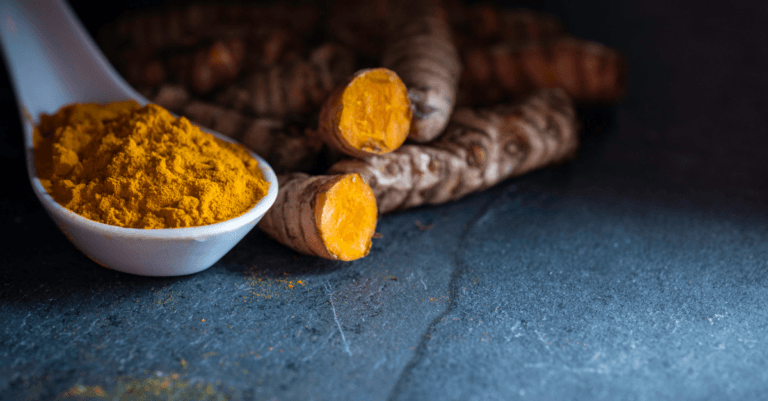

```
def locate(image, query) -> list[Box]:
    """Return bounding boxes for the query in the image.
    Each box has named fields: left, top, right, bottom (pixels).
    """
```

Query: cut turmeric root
left=258, top=173, right=378, bottom=261
left=318, top=68, right=412, bottom=158
left=329, top=88, right=578, bottom=214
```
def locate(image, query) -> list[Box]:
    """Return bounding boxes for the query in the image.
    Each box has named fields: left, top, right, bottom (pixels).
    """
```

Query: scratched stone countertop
left=1, top=0, right=768, bottom=400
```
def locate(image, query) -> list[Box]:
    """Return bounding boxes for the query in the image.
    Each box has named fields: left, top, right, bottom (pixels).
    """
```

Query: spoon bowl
left=23, top=129, right=278, bottom=277
left=0, top=0, right=278, bottom=276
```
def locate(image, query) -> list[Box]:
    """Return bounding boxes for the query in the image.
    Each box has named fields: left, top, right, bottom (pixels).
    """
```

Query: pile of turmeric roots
left=101, top=0, right=626, bottom=261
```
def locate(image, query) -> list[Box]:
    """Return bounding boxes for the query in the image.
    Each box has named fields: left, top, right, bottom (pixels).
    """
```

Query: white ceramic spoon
left=0, top=0, right=278, bottom=276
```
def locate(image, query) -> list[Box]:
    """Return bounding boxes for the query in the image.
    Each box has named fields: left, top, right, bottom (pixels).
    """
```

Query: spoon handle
left=0, top=0, right=145, bottom=121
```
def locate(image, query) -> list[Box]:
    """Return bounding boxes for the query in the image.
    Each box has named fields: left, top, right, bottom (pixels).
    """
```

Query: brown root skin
left=230, top=43, right=355, bottom=118
left=242, top=119, right=322, bottom=174
left=119, top=36, right=246, bottom=94
left=327, top=0, right=390, bottom=58
left=382, top=0, right=462, bottom=143
left=113, top=3, right=319, bottom=50
left=151, top=84, right=190, bottom=113
left=318, top=68, right=412, bottom=158
left=329, top=88, right=578, bottom=214
left=115, top=5, right=220, bottom=49
left=190, top=38, right=245, bottom=94
left=124, top=58, right=166, bottom=88
left=186, top=105, right=321, bottom=173
left=460, top=37, right=627, bottom=106
left=464, top=7, right=565, bottom=43
left=245, top=26, right=299, bottom=67
left=181, top=101, right=247, bottom=140
left=258, top=173, right=377, bottom=261
left=110, top=9, right=311, bottom=93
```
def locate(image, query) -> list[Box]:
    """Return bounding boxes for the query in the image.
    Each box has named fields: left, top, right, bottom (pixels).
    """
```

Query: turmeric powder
left=34, top=100, right=269, bottom=229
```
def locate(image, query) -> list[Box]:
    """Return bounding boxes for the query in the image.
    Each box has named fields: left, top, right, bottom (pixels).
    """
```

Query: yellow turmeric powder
left=34, top=100, right=270, bottom=229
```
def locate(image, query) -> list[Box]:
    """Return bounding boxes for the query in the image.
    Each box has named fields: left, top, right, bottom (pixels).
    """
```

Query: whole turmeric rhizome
left=34, top=100, right=269, bottom=229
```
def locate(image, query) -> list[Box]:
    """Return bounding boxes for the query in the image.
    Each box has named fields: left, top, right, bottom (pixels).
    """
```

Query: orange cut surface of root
left=314, top=173, right=378, bottom=261
left=338, top=68, right=411, bottom=154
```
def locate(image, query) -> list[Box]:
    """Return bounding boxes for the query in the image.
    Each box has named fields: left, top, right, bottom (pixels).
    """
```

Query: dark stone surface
left=2, top=0, right=768, bottom=400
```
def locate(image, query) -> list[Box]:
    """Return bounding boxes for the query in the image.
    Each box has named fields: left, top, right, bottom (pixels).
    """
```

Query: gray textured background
left=1, top=0, right=767, bottom=399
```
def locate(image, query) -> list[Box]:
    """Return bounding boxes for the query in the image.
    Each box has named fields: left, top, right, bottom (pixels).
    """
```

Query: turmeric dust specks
left=34, top=100, right=270, bottom=229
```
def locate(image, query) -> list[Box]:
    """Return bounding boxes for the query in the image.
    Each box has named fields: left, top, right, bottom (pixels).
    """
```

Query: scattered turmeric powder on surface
left=34, top=100, right=269, bottom=229
left=60, top=370, right=229, bottom=400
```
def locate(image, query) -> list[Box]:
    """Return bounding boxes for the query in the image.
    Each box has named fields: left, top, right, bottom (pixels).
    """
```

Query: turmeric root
left=329, top=88, right=578, bottom=214
left=382, top=0, right=462, bottom=143
left=326, top=0, right=468, bottom=59
left=226, top=43, right=355, bottom=118
left=327, top=0, right=391, bottom=58
left=215, top=85, right=251, bottom=113
left=465, top=6, right=564, bottom=43
left=150, top=84, right=190, bottom=113
left=113, top=6, right=207, bottom=49
left=242, top=26, right=303, bottom=68
left=123, top=57, right=167, bottom=88
left=318, top=68, right=411, bottom=158
left=113, top=3, right=319, bottom=50
left=241, top=119, right=323, bottom=173
left=461, top=37, right=627, bottom=105
left=258, top=173, right=378, bottom=261
left=118, top=37, right=245, bottom=93
left=189, top=38, right=245, bottom=94
left=110, top=11, right=307, bottom=92
left=181, top=101, right=248, bottom=140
